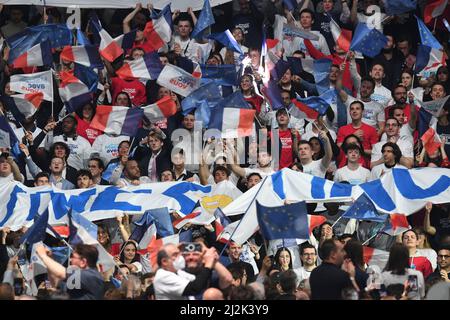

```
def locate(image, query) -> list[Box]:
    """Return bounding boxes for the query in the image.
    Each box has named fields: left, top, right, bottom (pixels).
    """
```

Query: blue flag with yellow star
left=256, top=200, right=309, bottom=240
left=342, top=193, right=388, bottom=223
left=6, top=24, right=72, bottom=64
left=349, top=23, right=387, bottom=58
left=416, top=16, right=442, bottom=50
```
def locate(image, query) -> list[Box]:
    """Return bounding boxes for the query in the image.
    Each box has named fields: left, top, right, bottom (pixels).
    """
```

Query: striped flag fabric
left=172, top=201, right=215, bottom=230
left=141, top=96, right=177, bottom=122
left=214, top=208, right=231, bottom=243
left=308, top=215, right=327, bottom=235
left=60, top=45, right=103, bottom=69
left=363, top=246, right=389, bottom=270
left=415, top=44, right=447, bottom=77
left=89, top=15, right=124, bottom=62
left=90, top=105, right=144, bottom=137
left=129, top=211, right=157, bottom=250
left=147, top=232, right=179, bottom=270
left=58, top=71, right=93, bottom=113
left=424, top=0, right=448, bottom=24
left=143, top=4, right=172, bottom=51
left=381, top=213, right=411, bottom=236
left=116, top=52, right=163, bottom=80
left=329, top=17, right=352, bottom=52
left=113, top=29, right=137, bottom=50
left=421, top=127, right=442, bottom=155
left=291, top=99, right=320, bottom=121
left=208, top=107, right=256, bottom=138
left=12, top=40, right=52, bottom=69
left=2, top=92, right=43, bottom=121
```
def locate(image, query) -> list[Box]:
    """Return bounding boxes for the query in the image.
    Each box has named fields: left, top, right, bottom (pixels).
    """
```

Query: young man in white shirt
left=334, top=143, right=370, bottom=185
left=371, top=117, right=413, bottom=169
left=297, top=130, right=333, bottom=178
left=370, top=142, right=407, bottom=181
left=369, top=63, right=392, bottom=106
left=294, top=243, right=318, bottom=286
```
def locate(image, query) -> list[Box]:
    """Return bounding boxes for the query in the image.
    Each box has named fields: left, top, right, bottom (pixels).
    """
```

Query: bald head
left=202, top=288, right=224, bottom=300
left=248, top=282, right=265, bottom=300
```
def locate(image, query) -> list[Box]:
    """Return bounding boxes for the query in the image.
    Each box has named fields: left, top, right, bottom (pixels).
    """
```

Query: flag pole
left=433, top=18, right=437, bottom=33
left=362, top=232, right=379, bottom=246
left=219, top=175, right=269, bottom=258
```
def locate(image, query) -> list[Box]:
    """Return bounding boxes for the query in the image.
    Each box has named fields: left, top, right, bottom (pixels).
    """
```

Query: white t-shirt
left=371, top=138, right=413, bottom=163
left=370, top=163, right=407, bottom=181
left=92, top=134, right=130, bottom=166
left=380, top=124, right=414, bottom=143
left=346, top=96, right=385, bottom=130
left=417, top=248, right=437, bottom=271
left=170, top=35, right=201, bottom=63
left=52, top=135, right=92, bottom=170
left=302, top=159, right=327, bottom=178
left=334, top=165, right=371, bottom=185
left=371, top=84, right=392, bottom=106
left=244, top=167, right=276, bottom=178
left=154, top=268, right=195, bottom=300
left=293, top=266, right=313, bottom=286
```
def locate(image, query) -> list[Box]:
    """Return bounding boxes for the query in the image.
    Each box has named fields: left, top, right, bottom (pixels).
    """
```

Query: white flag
left=419, top=95, right=450, bottom=118
left=10, top=70, right=54, bottom=102
left=156, top=64, right=200, bottom=97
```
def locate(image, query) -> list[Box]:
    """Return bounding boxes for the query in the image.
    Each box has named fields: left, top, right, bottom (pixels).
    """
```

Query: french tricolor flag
left=363, top=246, right=389, bottom=270
left=90, top=105, right=143, bottom=137
left=116, top=52, right=163, bottom=80
left=329, top=17, right=352, bottom=52
left=209, top=107, right=256, bottom=138
left=90, top=16, right=124, bottom=62
left=424, top=0, right=448, bottom=24
left=114, top=29, right=137, bottom=51
left=308, top=215, right=327, bottom=236
left=214, top=208, right=232, bottom=244
left=381, top=213, right=410, bottom=236
left=142, top=96, right=177, bottom=121
left=12, top=40, right=52, bottom=69
left=58, top=71, right=93, bottom=113
left=60, top=45, right=103, bottom=69
left=147, top=232, right=179, bottom=270
left=143, top=4, right=172, bottom=51
left=172, top=201, right=215, bottom=230
left=3, top=92, right=43, bottom=120
left=421, top=127, right=442, bottom=156
left=290, top=99, right=320, bottom=121
left=415, top=44, right=447, bottom=76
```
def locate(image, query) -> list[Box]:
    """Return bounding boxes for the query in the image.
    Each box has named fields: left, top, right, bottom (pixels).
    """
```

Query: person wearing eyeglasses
left=426, top=245, right=450, bottom=285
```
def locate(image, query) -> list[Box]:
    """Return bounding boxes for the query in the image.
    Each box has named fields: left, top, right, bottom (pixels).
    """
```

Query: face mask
left=173, top=255, right=186, bottom=271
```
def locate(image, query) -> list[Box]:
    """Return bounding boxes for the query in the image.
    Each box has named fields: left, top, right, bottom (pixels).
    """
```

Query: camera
left=181, top=242, right=202, bottom=253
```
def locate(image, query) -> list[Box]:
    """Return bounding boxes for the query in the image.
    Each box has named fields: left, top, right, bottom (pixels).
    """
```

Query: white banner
left=157, top=64, right=200, bottom=97
left=10, top=70, right=54, bottom=102
left=0, top=0, right=232, bottom=11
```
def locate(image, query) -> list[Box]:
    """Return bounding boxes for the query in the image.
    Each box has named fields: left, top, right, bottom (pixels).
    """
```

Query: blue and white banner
left=222, top=168, right=450, bottom=244
left=0, top=181, right=212, bottom=231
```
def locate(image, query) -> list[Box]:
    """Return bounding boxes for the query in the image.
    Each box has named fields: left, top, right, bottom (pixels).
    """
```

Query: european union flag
left=384, top=0, right=416, bottom=15
left=416, top=16, right=442, bottom=50
left=6, top=24, right=73, bottom=63
left=19, top=209, right=50, bottom=245
left=313, top=59, right=332, bottom=95
left=191, top=0, right=215, bottom=39
left=147, top=208, right=174, bottom=238
left=207, top=30, right=244, bottom=55
left=200, top=64, right=238, bottom=86
left=350, top=23, right=387, bottom=58
left=256, top=200, right=309, bottom=240
left=342, top=193, right=388, bottom=223
left=181, top=81, right=222, bottom=117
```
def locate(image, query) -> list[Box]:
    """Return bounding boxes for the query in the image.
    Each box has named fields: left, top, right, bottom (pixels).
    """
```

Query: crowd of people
left=0, top=0, right=449, bottom=300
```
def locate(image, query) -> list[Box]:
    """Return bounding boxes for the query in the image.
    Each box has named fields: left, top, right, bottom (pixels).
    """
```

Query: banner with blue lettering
left=0, top=182, right=212, bottom=231
left=222, top=168, right=450, bottom=244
